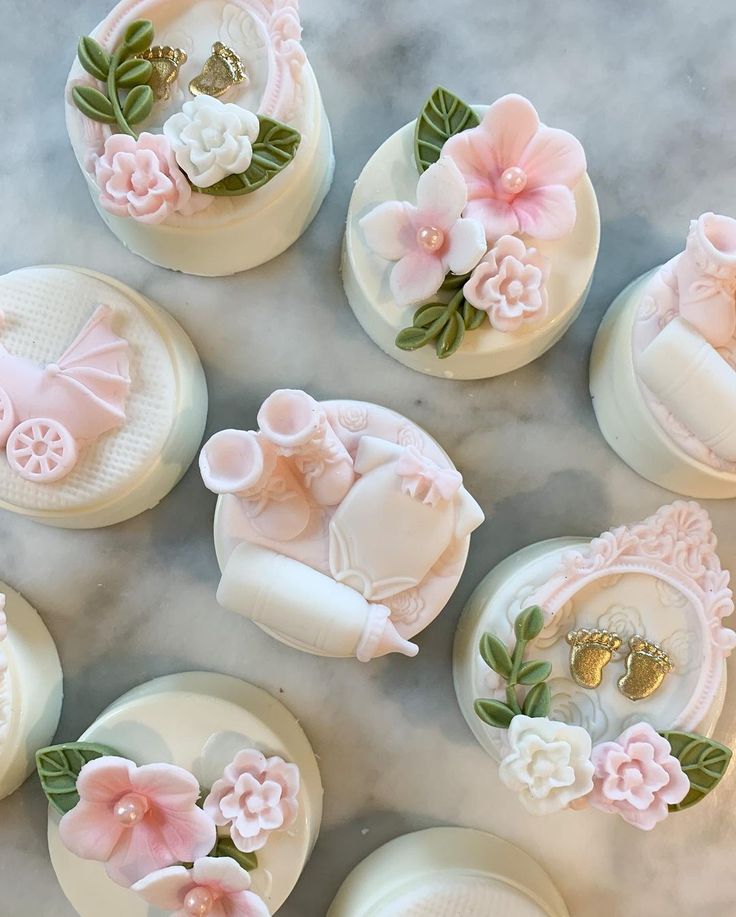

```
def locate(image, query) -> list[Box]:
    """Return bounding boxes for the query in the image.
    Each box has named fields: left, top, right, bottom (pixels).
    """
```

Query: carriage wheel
left=6, top=418, right=78, bottom=483
left=0, top=388, right=14, bottom=449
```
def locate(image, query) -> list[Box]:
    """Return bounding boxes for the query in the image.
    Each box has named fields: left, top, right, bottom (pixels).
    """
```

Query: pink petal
left=203, top=781, right=230, bottom=826
left=511, top=184, right=577, bottom=240
left=132, top=865, right=192, bottom=909
left=463, top=198, right=519, bottom=242
left=443, top=218, right=487, bottom=274
left=234, top=809, right=262, bottom=840
left=157, top=805, right=217, bottom=864
left=359, top=201, right=416, bottom=261
left=256, top=805, right=284, bottom=832
left=518, top=124, right=586, bottom=190
left=132, top=763, right=201, bottom=811
left=75, top=757, right=135, bottom=804
left=192, top=856, right=252, bottom=894
left=225, top=890, right=271, bottom=917
left=442, top=130, right=495, bottom=190
left=231, top=824, right=267, bottom=854
left=389, top=251, right=445, bottom=306
left=478, top=94, right=541, bottom=173
left=659, top=760, right=690, bottom=805
left=58, top=800, right=124, bottom=862
left=415, top=158, right=467, bottom=229
left=266, top=759, right=300, bottom=797
left=105, top=819, right=178, bottom=887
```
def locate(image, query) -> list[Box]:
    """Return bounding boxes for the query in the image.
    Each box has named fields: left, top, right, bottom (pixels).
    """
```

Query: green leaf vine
left=414, top=86, right=480, bottom=173
left=73, top=20, right=155, bottom=137
left=209, top=835, right=258, bottom=871
left=660, top=731, right=733, bottom=811
left=36, top=742, right=120, bottom=815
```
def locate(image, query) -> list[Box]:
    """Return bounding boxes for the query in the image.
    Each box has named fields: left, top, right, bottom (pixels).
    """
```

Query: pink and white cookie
left=591, top=212, right=736, bottom=497
left=42, top=672, right=322, bottom=916
left=0, top=265, right=207, bottom=528
left=65, top=0, right=334, bottom=275
left=343, top=89, right=600, bottom=379
left=200, top=389, right=485, bottom=660
left=454, top=502, right=734, bottom=830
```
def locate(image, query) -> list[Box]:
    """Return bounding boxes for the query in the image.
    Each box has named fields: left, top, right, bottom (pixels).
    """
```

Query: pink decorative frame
left=530, top=502, right=736, bottom=731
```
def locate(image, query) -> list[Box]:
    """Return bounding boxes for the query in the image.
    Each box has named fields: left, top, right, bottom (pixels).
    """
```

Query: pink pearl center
left=184, top=886, right=215, bottom=917
left=114, top=793, right=150, bottom=826
left=506, top=279, right=525, bottom=300
left=500, top=166, right=528, bottom=194
left=416, top=225, right=445, bottom=253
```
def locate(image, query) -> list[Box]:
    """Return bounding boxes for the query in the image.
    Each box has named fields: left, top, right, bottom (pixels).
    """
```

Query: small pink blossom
left=464, top=234, right=550, bottom=332
left=588, top=722, right=689, bottom=830
left=443, top=94, right=586, bottom=242
left=93, top=132, right=210, bottom=224
left=58, top=756, right=216, bottom=887
left=359, top=157, right=486, bottom=306
left=203, top=749, right=300, bottom=853
left=133, top=856, right=269, bottom=917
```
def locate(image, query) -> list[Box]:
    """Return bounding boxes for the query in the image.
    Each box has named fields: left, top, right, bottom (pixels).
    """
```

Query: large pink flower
left=58, top=756, right=217, bottom=887
left=133, top=856, right=269, bottom=917
left=464, top=234, right=550, bottom=332
left=93, top=132, right=207, bottom=224
left=588, top=723, right=689, bottom=830
left=443, top=94, right=586, bottom=242
left=359, top=157, right=487, bottom=306
left=203, top=749, right=299, bottom=853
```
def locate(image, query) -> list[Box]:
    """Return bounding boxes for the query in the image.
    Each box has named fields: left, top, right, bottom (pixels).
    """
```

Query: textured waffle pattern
left=0, top=268, right=176, bottom=512
left=380, top=875, right=545, bottom=917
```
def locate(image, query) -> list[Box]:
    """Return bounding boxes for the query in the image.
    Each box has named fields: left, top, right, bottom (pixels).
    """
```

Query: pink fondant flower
left=588, top=723, right=689, bottom=830
left=203, top=749, right=300, bottom=853
left=464, top=234, right=550, bottom=332
left=359, top=157, right=487, bottom=306
left=132, top=857, right=269, bottom=917
left=93, top=132, right=208, bottom=224
left=58, top=756, right=217, bottom=887
left=443, top=94, right=586, bottom=242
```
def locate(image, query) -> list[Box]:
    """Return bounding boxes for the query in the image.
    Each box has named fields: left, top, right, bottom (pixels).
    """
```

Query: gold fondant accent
left=566, top=628, right=622, bottom=689
left=618, top=635, right=673, bottom=700
left=189, top=42, right=247, bottom=98
left=138, top=46, right=188, bottom=103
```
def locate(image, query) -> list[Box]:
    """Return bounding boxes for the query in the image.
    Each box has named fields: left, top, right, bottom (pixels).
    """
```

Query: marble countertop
left=2, top=1, right=736, bottom=915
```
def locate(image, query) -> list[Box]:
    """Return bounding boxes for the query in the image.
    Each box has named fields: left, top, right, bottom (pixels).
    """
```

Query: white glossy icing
left=47, top=672, right=322, bottom=917
left=0, top=266, right=207, bottom=528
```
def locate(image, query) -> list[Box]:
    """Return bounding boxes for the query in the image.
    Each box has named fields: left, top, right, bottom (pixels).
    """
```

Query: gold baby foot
left=138, top=46, right=188, bottom=103
left=189, top=42, right=247, bottom=98
left=618, top=635, right=673, bottom=701
left=566, top=628, right=622, bottom=689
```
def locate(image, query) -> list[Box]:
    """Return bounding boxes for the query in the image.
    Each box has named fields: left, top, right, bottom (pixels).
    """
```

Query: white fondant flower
left=498, top=715, right=594, bottom=815
left=359, top=158, right=487, bottom=307
left=163, top=95, right=260, bottom=188
left=463, top=235, right=550, bottom=332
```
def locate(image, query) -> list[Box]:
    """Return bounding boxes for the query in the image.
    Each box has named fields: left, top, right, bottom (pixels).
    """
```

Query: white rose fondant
left=65, top=0, right=334, bottom=275
left=0, top=266, right=207, bottom=529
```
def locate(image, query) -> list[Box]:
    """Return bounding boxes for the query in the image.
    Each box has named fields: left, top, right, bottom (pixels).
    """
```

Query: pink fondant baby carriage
left=0, top=305, right=130, bottom=483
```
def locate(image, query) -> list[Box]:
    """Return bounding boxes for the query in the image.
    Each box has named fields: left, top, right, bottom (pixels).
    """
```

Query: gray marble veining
left=1, top=0, right=736, bottom=914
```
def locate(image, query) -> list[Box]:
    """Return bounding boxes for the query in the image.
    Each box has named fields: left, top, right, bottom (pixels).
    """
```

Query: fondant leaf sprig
left=73, top=20, right=155, bottom=137
left=414, top=86, right=480, bottom=173
left=474, top=605, right=553, bottom=729
left=661, top=731, right=733, bottom=811
left=395, top=272, right=486, bottom=359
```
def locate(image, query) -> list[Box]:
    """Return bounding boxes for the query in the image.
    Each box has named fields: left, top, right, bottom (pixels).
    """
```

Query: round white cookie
left=65, top=0, right=334, bottom=275
left=47, top=671, right=323, bottom=916
left=0, top=265, right=207, bottom=528
left=327, top=827, right=569, bottom=917
left=342, top=106, right=600, bottom=380
left=0, top=582, right=62, bottom=800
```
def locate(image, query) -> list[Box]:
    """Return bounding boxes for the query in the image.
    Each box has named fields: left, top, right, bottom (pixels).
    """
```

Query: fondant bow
left=395, top=446, right=462, bottom=506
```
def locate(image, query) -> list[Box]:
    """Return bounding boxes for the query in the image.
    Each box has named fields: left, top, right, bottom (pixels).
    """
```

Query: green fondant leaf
left=116, top=58, right=153, bottom=88
left=123, top=19, right=155, bottom=56
left=78, top=36, right=110, bottom=81
left=395, top=326, right=432, bottom=351
left=462, top=300, right=486, bottom=331
left=36, top=742, right=120, bottom=815
left=199, top=117, right=301, bottom=196
left=522, top=682, right=551, bottom=718
left=413, top=304, right=447, bottom=329
left=440, top=271, right=471, bottom=292
left=660, top=731, right=733, bottom=811
left=123, top=84, right=154, bottom=124
left=414, top=86, right=480, bottom=173
left=436, top=311, right=464, bottom=359
left=474, top=698, right=515, bottom=729
left=72, top=85, right=116, bottom=124
left=514, top=605, right=545, bottom=643
left=211, top=836, right=258, bottom=871
left=517, top=660, right=552, bottom=685
left=479, top=633, right=513, bottom=680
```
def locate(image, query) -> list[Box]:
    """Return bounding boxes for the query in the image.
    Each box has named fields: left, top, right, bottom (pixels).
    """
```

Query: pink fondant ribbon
left=395, top=446, right=462, bottom=505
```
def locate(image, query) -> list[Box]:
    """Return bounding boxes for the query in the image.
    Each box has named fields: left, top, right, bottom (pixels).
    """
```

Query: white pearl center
left=416, top=225, right=445, bottom=253
left=184, top=887, right=215, bottom=917
left=506, top=279, right=525, bottom=300
left=114, top=793, right=149, bottom=826
left=500, top=166, right=528, bottom=194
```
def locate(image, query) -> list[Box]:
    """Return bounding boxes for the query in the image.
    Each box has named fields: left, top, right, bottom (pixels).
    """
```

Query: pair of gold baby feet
left=565, top=628, right=673, bottom=700
left=139, top=42, right=247, bottom=103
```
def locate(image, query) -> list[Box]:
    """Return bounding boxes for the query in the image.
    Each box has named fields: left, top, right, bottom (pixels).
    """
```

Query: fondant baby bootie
left=200, top=429, right=309, bottom=541
left=258, top=389, right=355, bottom=506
